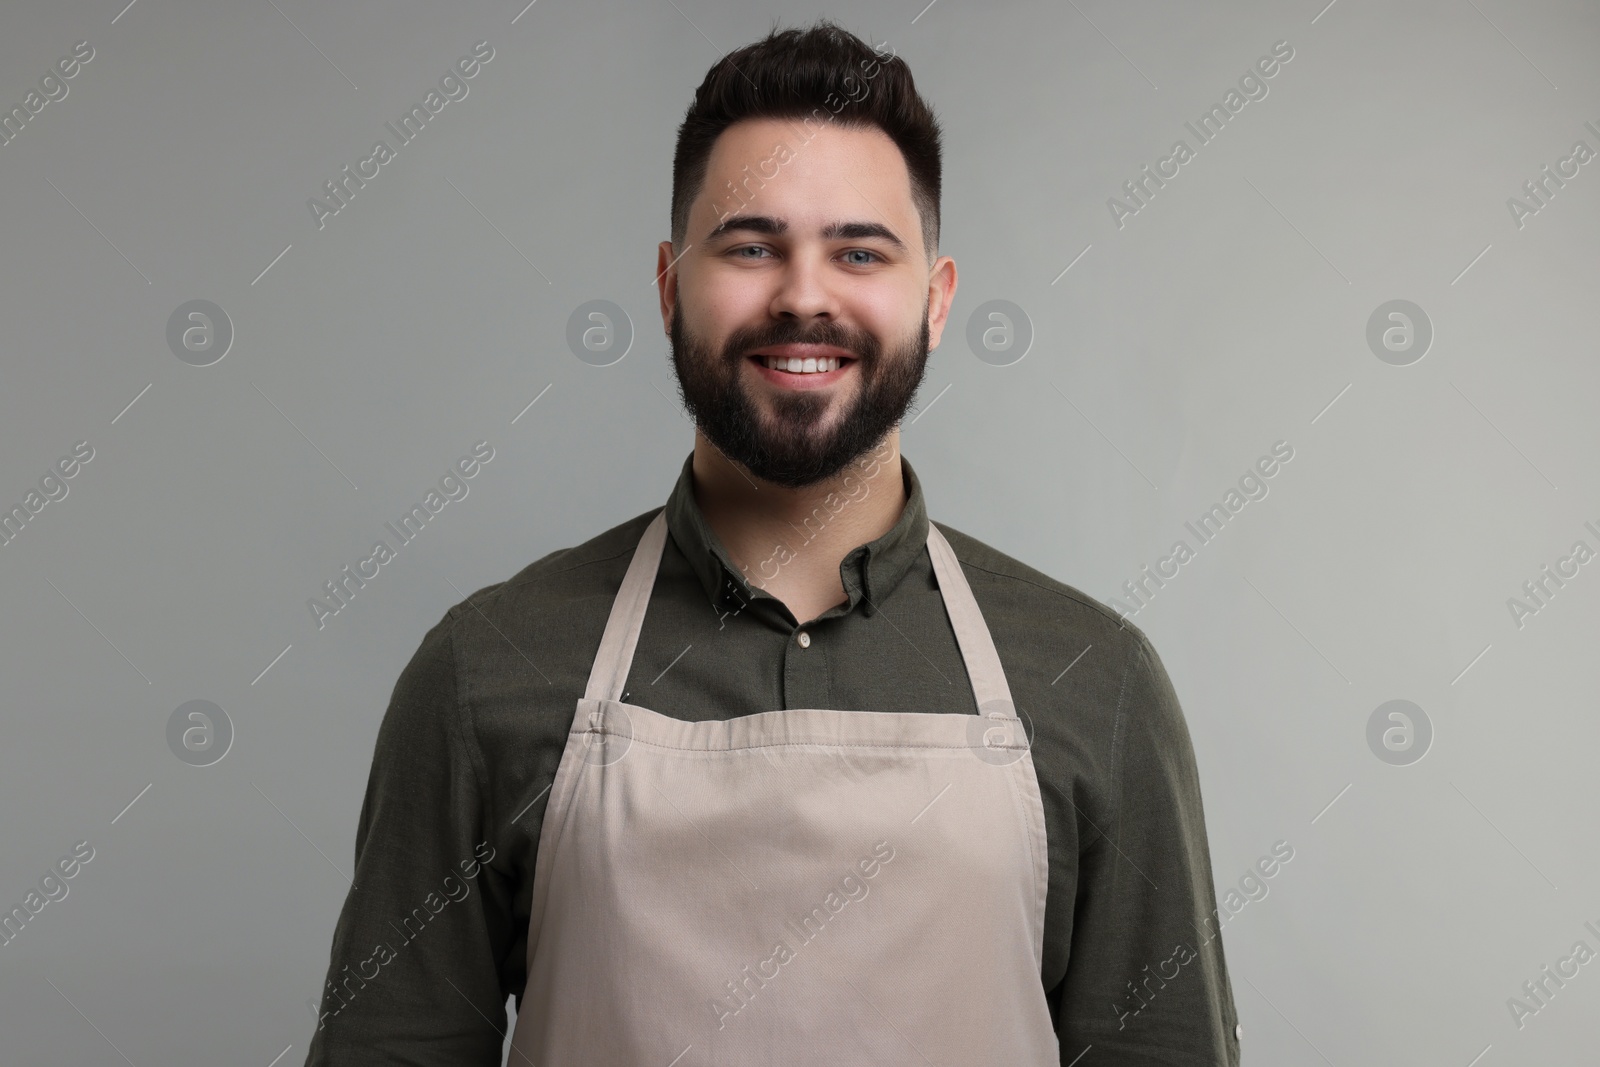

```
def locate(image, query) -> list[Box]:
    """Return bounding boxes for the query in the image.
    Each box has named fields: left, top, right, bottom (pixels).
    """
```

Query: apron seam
left=441, top=619, right=495, bottom=857
left=1105, top=636, right=1141, bottom=852
left=1012, top=751, right=1052, bottom=969
left=564, top=732, right=1021, bottom=754
left=520, top=721, right=592, bottom=996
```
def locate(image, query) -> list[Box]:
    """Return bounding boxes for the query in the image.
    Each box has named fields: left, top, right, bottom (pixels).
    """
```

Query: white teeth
left=761, top=355, right=844, bottom=373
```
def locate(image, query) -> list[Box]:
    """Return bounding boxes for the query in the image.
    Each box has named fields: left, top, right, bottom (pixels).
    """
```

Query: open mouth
left=748, top=353, right=856, bottom=375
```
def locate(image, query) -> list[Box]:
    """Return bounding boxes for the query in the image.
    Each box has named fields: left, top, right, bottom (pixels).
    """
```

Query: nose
left=766, top=249, right=842, bottom=324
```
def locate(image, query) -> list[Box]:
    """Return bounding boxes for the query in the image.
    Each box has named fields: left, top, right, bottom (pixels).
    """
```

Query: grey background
left=1, top=0, right=1595, bottom=1063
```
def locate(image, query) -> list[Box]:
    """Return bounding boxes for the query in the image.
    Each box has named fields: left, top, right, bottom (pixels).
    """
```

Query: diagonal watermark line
left=1051, top=243, right=1093, bottom=285
left=111, top=0, right=140, bottom=23
left=840, top=975, right=938, bottom=1064
left=252, top=644, right=293, bottom=685
left=663, top=0, right=759, bottom=91
left=252, top=243, right=293, bottom=286
left=651, top=643, right=693, bottom=685
left=112, top=383, right=152, bottom=424
left=43, top=575, right=150, bottom=683
left=1066, top=0, right=1157, bottom=88
left=45, top=176, right=151, bottom=284
left=1062, top=789, right=1161, bottom=891
left=1051, top=383, right=1159, bottom=489
left=443, top=577, right=553, bottom=684
left=1311, top=0, right=1340, bottom=23
left=512, top=383, right=552, bottom=424
left=510, top=782, right=552, bottom=825
left=445, top=176, right=552, bottom=284
left=45, top=978, right=139, bottom=1067
left=265, top=1043, right=294, bottom=1067
left=1310, top=782, right=1351, bottom=824
left=1243, top=176, right=1350, bottom=283
left=653, top=381, right=695, bottom=426
left=441, top=975, right=541, bottom=1066
left=1450, top=643, right=1492, bottom=686
left=650, top=780, right=762, bottom=889
left=1464, top=0, right=1558, bottom=90
left=910, top=782, right=953, bottom=824
left=1052, top=643, right=1092, bottom=685
left=1242, top=976, right=1337, bottom=1065
left=112, top=783, right=152, bottom=825
left=1451, top=243, right=1492, bottom=285
left=252, top=781, right=354, bottom=886
left=250, top=381, right=360, bottom=490
left=905, top=382, right=951, bottom=426
left=858, top=592, right=952, bottom=684
left=266, top=0, right=358, bottom=89
left=1243, top=575, right=1351, bottom=683
left=840, top=174, right=893, bottom=231
left=1310, top=383, right=1352, bottom=424
left=511, top=0, right=540, bottom=24
left=1449, top=382, right=1557, bottom=489
left=649, top=382, right=764, bottom=492
left=653, top=242, right=693, bottom=287
left=1450, top=780, right=1557, bottom=889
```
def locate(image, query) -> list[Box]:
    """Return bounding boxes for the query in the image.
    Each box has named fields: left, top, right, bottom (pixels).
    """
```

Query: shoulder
left=929, top=517, right=1183, bottom=739
left=425, top=505, right=662, bottom=649
left=930, top=521, right=1200, bottom=802
left=930, top=517, right=1158, bottom=661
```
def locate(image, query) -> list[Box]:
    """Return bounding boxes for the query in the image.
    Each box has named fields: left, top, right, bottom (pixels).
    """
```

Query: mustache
left=724, top=322, right=878, bottom=362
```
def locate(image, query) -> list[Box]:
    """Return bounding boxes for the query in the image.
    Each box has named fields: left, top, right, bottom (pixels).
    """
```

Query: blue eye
left=726, top=246, right=882, bottom=264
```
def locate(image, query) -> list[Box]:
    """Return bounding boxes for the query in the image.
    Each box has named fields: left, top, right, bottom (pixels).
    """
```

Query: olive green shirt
left=304, top=450, right=1241, bottom=1065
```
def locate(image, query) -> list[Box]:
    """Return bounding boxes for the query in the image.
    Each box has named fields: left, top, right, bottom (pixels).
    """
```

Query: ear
left=657, top=240, right=679, bottom=335
left=924, top=253, right=958, bottom=351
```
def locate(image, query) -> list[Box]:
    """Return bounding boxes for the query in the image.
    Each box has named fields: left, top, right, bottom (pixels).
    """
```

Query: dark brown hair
left=670, top=19, right=943, bottom=261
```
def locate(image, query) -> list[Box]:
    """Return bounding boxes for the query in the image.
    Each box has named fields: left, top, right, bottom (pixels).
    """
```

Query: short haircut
left=670, top=19, right=943, bottom=262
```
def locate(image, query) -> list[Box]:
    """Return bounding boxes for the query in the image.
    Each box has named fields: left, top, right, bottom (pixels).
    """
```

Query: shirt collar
left=663, top=449, right=929, bottom=621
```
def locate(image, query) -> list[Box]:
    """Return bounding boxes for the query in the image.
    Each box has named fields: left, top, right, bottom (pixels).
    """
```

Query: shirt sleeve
left=303, top=609, right=513, bottom=1066
left=1051, top=630, right=1241, bottom=1065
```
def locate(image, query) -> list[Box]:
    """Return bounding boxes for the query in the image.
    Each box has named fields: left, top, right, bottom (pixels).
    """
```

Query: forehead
left=695, top=117, right=917, bottom=240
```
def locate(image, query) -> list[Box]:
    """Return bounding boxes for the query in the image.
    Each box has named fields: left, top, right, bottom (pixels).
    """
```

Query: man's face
left=658, top=118, right=956, bottom=489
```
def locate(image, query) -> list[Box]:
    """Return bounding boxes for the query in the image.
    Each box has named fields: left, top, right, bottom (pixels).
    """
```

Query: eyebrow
left=705, top=214, right=908, bottom=253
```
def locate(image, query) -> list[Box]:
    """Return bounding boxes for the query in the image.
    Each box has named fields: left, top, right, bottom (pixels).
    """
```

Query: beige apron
left=509, top=509, right=1058, bottom=1065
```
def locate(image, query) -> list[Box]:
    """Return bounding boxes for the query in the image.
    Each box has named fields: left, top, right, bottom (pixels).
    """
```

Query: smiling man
left=305, top=20, right=1239, bottom=1067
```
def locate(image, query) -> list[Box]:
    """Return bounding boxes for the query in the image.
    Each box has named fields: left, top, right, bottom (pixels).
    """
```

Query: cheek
left=848, top=291, right=918, bottom=343
left=692, top=275, right=770, bottom=334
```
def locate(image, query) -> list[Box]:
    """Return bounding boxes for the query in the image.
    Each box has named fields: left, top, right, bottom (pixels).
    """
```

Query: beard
left=668, top=304, right=932, bottom=489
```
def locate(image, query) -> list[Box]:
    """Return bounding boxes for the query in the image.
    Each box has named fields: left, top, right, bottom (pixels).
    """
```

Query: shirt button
left=796, top=631, right=811, bottom=648
left=1235, top=1023, right=1243, bottom=1039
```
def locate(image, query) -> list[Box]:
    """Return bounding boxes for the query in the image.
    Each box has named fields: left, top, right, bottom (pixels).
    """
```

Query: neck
left=690, top=432, right=906, bottom=622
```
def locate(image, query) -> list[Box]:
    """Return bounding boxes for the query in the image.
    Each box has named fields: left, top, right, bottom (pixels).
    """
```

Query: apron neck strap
left=924, top=515, right=1015, bottom=713
left=582, top=508, right=1015, bottom=713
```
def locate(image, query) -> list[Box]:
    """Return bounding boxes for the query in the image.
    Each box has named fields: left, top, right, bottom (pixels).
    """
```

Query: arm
left=303, top=610, right=512, bottom=1065
left=1053, top=631, right=1241, bottom=1065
